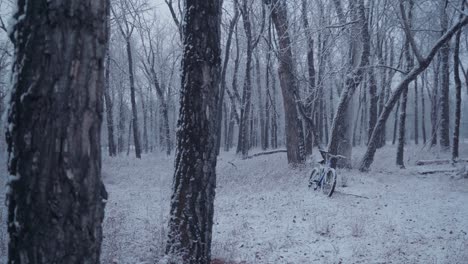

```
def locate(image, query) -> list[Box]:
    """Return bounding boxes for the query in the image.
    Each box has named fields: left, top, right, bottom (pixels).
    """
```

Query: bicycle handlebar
left=318, top=149, right=348, bottom=160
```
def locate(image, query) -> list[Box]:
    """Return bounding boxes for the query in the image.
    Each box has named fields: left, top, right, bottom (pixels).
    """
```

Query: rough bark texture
left=5, top=0, right=108, bottom=263
left=164, top=0, right=221, bottom=263
left=267, top=0, right=305, bottom=165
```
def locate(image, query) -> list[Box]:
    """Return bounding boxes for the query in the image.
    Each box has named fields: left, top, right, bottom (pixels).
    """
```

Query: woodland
left=0, top=0, right=467, bottom=263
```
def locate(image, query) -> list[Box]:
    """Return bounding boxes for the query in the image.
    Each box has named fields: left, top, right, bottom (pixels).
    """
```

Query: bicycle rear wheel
left=321, top=169, right=337, bottom=197
left=308, top=168, right=320, bottom=190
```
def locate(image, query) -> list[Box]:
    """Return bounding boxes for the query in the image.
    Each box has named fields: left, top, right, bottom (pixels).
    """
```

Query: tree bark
left=266, top=0, right=305, bottom=165
left=105, top=52, right=117, bottom=156
left=237, top=0, right=254, bottom=157
left=452, top=3, right=464, bottom=160
left=164, top=0, right=221, bottom=263
left=414, top=77, right=419, bottom=145
left=421, top=73, right=427, bottom=144
left=430, top=56, right=440, bottom=146
left=125, top=39, right=142, bottom=158
left=439, top=6, right=451, bottom=150
left=5, top=1, right=108, bottom=262
left=396, top=0, right=414, bottom=169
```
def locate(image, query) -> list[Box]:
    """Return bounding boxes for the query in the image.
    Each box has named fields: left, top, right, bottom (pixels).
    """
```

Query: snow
left=0, top=144, right=467, bottom=263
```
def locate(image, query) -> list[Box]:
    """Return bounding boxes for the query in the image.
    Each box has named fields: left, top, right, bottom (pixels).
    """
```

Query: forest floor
left=0, top=143, right=468, bottom=263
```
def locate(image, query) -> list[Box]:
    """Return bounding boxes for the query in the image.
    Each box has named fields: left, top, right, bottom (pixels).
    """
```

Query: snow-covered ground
left=1, top=144, right=468, bottom=263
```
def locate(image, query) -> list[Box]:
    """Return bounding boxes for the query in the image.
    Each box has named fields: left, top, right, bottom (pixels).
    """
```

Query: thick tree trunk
left=5, top=1, right=108, bottom=262
left=125, top=39, right=142, bottom=158
left=267, top=0, right=305, bottom=165
left=164, top=0, right=221, bottom=263
left=105, top=53, right=117, bottom=156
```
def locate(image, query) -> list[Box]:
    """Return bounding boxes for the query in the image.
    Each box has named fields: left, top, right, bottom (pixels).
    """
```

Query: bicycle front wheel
left=321, top=168, right=337, bottom=197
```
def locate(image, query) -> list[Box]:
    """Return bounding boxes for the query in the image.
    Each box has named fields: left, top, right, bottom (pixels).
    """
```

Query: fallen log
left=415, top=158, right=468, bottom=166
left=246, top=149, right=287, bottom=159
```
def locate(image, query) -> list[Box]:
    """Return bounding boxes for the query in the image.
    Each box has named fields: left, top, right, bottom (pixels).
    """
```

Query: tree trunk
left=118, top=91, right=126, bottom=153
left=396, top=88, right=409, bottom=168
left=216, top=0, right=238, bottom=154
left=302, top=0, right=316, bottom=155
left=368, top=69, right=378, bottom=144
left=439, top=7, right=451, bottom=150
left=392, top=101, right=400, bottom=145
left=5, top=1, right=108, bottom=262
left=452, top=5, right=463, bottom=159
left=255, top=53, right=266, bottom=150
left=266, top=0, right=305, bottom=165
left=421, top=73, right=427, bottom=144
left=328, top=0, right=370, bottom=168
left=414, top=77, right=419, bottom=145
left=125, top=39, right=142, bottom=158
left=431, top=56, right=440, bottom=146
left=164, top=0, right=221, bottom=263
left=105, top=52, right=117, bottom=156
left=237, top=0, right=254, bottom=157
left=140, top=88, right=149, bottom=153
left=396, top=0, right=413, bottom=169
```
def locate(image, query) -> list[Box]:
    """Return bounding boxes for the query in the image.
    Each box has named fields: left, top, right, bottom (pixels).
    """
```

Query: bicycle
left=308, top=149, right=345, bottom=197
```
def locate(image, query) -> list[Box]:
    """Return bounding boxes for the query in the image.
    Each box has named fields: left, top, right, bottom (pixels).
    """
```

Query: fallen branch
left=415, top=158, right=468, bottom=166
left=334, top=191, right=369, bottom=199
left=246, top=149, right=287, bottom=159
left=418, top=168, right=457, bottom=175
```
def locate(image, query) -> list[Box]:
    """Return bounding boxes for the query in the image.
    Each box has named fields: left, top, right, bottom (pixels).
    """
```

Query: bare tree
left=111, top=0, right=146, bottom=158
left=359, top=11, right=468, bottom=171
left=265, top=0, right=306, bottom=165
